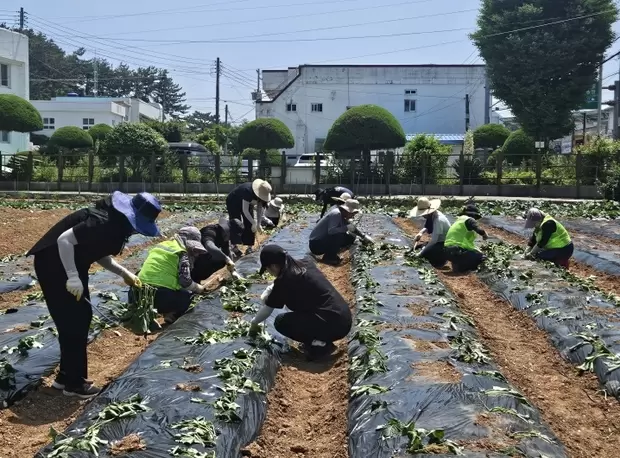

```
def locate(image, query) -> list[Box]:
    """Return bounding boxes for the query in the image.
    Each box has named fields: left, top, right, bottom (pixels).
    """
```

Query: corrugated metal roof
left=405, top=133, right=465, bottom=144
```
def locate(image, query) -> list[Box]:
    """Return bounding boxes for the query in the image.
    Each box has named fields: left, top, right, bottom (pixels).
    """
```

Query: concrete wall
left=256, top=65, right=488, bottom=156
left=32, top=100, right=127, bottom=136
left=0, top=29, right=29, bottom=154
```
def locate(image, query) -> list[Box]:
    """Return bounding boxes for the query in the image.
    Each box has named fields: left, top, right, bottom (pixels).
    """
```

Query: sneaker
left=304, top=342, right=336, bottom=360
left=63, top=383, right=101, bottom=399
left=51, top=373, right=93, bottom=390
left=232, top=246, right=243, bottom=259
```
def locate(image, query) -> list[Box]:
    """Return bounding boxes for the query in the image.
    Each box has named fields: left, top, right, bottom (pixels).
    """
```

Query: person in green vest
left=524, top=208, right=574, bottom=268
left=133, top=226, right=208, bottom=324
left=444, top=204, right=488, bottom=273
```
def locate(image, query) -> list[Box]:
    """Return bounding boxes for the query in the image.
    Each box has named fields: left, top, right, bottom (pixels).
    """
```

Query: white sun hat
left=252, top=179, right=272, bottom=202
left=339, top=198, right=361, bottom=215
left=333, top=192, right=352, bottom=203
left=408, top=197, right=441, bottom=218
left=269, top=197, right=283, bottom=208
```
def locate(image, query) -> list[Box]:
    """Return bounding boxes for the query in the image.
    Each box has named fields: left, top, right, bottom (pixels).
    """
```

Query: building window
left=311, top=103, right=323, bottom=112
left=404, top=99, right=416, bottom=112
left=286, top=103, right=297, bottom=112
left=82, top=118, right=95, bottom=129
left=0, top=131, right=9, bottom=143
left=405, top=89, right=417, bottom=95
left=43, top=117, right=55, bottom=130
left=0, top=64, right=9, bottom=87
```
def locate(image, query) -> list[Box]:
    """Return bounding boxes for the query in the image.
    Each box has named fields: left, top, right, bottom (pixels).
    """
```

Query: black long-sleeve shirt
left=528, top=219, right=557, bottom=248
left=464, top=218, right=487, bottom=238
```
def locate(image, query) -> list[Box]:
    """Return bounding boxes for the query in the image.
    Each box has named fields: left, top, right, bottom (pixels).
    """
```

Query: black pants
left=226, top=196, right=255, bottom=247
left=191, top=254, right=226, bottom=283
left=34, top=252, right=92, bottom=390
left=309, top=232, right=356, bottom=259
left=266, top=216, right=280, bottom=227
left=418, top=241, right=447, bottom=268
left=537, top=242, right=574, bottom=263
left=274, top=311, right=351, bottom=345
left=445, top=246, right=484, bottom=272
left=129, top=286, right=192, bottom=321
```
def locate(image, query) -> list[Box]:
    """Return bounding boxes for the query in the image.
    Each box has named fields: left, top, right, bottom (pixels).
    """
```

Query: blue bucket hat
left=111, top=191, right=161, bottom=236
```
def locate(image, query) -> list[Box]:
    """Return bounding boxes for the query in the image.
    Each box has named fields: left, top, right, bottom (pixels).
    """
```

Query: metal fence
left=0, top=149, right=616, bottom=198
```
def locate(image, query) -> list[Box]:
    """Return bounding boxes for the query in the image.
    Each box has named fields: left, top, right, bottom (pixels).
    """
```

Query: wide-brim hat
left=111, top=191, right=161, bottom=237
left=333, top=192, right=352, bottom=204
left=270, top=197, right=284, bottom=209
left=177, top=226, right=208, bottom=256
left=252, top=179, right=272, bottom=202
left=259, top=244, right=287, bottom=275
left=339, top=198, right=361, bottom=215
left=409, top=197, right=441, bottom=217
left=461, top=204, right=482, bottom=220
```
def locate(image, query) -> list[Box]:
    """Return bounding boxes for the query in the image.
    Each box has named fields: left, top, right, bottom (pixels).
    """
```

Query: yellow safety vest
left=444, top=215, right=477, bottom=251
left=138, top=239, right=185, bottom=290
left=535, top=215, right=571, bottom=249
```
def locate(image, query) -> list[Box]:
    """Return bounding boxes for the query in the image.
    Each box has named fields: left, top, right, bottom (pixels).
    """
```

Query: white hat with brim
left=339, top=199, right=361, bottom=215
left=524, top=208, right=544, bottom=229
left=333, top=192, right=352, bottom=204
left=269, top=197, right=283, bottom=208
left=252, top=179, right=272, bottom=202
left=408, top=197, right=441, bottom=218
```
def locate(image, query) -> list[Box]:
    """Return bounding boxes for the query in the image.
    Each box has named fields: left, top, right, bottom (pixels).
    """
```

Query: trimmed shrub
left=502, top=129, right=535, bottom=165
left=324, top=104, right=405, bottom=153
left=238, top=118, right=294, bottom=150
left=88, top=123, right=113, bottom=142
left=473, top=124, right=510, bottom=149
left=49, top=126, right=94, bottom=149
left=0, top=94, right=43, bottom=132
left=396, top=134, right=451, bottom=184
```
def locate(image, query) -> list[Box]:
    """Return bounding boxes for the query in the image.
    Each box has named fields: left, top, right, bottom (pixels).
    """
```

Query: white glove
left=194, top=284, right=206, bottom=295
left=257, top=224, right=263, bottom=234
left=66, top=272, right=84, bottom=301
left=251, top=223, right=257, bottom=233
left=363, top=234, right=374, bottom=244
left=226, top=258, right=235, bottom=271
left=347, top=223, right=357, bottom=233
left=121, top=271, right=142, bottom=288
left=414, top=232, right=423, bottom=242
left=527, top=246, right=541, bottom=259
left=231, top=271, right=243, bottom=281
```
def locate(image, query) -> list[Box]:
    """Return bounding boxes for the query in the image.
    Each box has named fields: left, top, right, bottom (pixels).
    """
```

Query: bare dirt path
left=395, top=218, right=620, bottom=458
left=242, top=252, right=353, bottom=458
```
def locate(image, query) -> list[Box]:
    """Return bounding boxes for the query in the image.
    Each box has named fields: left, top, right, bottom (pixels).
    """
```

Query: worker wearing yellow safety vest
left=133, top=226, right=208, bottom=324
left=444, top=204, right=489, bottom=273
left=523, top=208, right=574, bottom=269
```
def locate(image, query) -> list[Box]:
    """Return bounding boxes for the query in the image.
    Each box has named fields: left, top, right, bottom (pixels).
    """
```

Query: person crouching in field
left=309, top=198, right=373, bottom=266
left=249, top=244, right=352, bottom=360
left=409, top=197, right=451, bottom=268
left=226, top=179, right=272, bottom=256
left=262, top=197, right=285, bottom=228
left=314, top=186, right=354, bottom=219
left=191, top=217, right=243, bottom=283
left=444, top=204, right=488, bottom=273
left=134, top=226, right=207, bottom=325
left=523, top=208, right=574, bottom=269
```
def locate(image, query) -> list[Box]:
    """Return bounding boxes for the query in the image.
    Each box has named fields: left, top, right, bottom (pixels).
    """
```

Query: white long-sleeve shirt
left=419, top=211, right=451, bottom=256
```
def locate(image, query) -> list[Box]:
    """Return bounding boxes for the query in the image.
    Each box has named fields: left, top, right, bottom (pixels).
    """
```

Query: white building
left=0, top=28, right=30, bottom=154
left=256, top=64, right=490, bottom=157
left=32, top=96, right=164, bottom=137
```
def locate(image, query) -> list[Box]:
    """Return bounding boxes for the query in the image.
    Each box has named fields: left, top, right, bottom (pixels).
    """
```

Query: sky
left=2, top=0, right=620, bottom=123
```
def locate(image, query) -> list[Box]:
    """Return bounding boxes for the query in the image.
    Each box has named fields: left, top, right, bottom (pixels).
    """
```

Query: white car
left=293, top=153, right=334, bottom=168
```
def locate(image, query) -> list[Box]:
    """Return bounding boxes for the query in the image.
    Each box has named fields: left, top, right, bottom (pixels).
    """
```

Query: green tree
left=143, top=120, right=185, bottom=142
left=0, top=94, right=43, bottom=133
left=49, top=126, right=94, bottom=149
left=88, top=124, right=113, bottom=143
left=102, top=123, right=168, bottom=180
left=185, top=110, right=217, bottom=134
left=502, top=129, right=536, bottom=166
left=238, top=118, right=294, bottom=150
left=471, top=0, right=618, bottom=140
left=242, top=148, right=281, bottom=166
left=152, top=69, right=190, bottom=117
left=397, top=134, right=451, bottom=184
left=473, top=124, right=510, bottom=150
left=197, top=124, right=242, bottom=154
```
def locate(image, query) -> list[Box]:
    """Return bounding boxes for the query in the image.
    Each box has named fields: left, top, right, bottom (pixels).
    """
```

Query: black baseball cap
left=259, top=244, right=287, bottom=274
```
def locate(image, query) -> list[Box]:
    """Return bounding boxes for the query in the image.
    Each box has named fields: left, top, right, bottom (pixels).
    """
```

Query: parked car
left=293, top=153, right=334, bottom=168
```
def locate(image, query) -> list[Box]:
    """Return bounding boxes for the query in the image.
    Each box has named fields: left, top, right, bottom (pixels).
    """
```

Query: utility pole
left=225, top=104, right=229, bottom=126
left=93, top=52, right=98, bottom=97
left=215, top=58, right=220, bottom=124
left=256, top=69, right=260, bottom=93
left=465, top=94, right=470, bottom=131
left=604, top=81, right=620, bottom=139
left=19, top=8, right=24, bottom=31
left=597, top=61, right=603, bottom=135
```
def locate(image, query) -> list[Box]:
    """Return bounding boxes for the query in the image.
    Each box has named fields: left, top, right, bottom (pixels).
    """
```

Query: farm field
left=0, top=197, right=619, bottom=457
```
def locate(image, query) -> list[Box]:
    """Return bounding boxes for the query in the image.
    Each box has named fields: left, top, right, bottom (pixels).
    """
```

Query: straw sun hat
left=408, top=197, right=441, bottom=218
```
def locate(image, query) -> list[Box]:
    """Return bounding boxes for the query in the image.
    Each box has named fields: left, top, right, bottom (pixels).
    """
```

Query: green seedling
left=0, top=359, right=16, bottom=390
left=487, top=406, right=533, bottom=424
left=178, top=318, right=251, bottom=346
left=350, top=348, right=388, bottom=382
left=449, top=332, right=490, bottom=364
left=442, top=312, right=474, bottom=330
left=22, top=291, right=45, bottom=303
left=97, top=394, right=150, bottom=422
left=484, top=387, right=530, bottom=406
left=350, top=384, right=389, bottom=398
left=169, top=446, right=216, bottom=458
left=2, top=333, right=45, bottom=356
left=377, top=418, right=462, bottom=455
left=220, top=280, right=257, bottom=313
left=97, top=291, right=119, bottom=302
left=474, top=370, right=508, bottom=383
left=351, top=326, right=381, bottom=347
left=170, top=416, right=217, bottom=447
left=509, top=430, right=555, bottom=444
left=525, top=292, right=544, bottom=308
left=123, top=284, right=158, bottom=335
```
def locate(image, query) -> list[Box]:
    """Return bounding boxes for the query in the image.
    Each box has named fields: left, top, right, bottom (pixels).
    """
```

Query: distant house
left=0, top=28, right=30, bottom=154
left=31, top=96, right=164, bottom=137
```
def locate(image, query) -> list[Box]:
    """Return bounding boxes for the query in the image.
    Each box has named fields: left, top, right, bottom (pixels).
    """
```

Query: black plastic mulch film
left=35, top=216, right=316, bottom=458
left=474, top=216, right=620, bottom=398
left=348, top=215, right=566, bottom=457
left=484, top=216, right=620, bottom=277
left=0, top=212, right=211, bottom=409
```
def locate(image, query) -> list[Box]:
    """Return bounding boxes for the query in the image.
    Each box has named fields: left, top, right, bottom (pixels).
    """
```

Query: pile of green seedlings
left=168, top=417, right=218, bottom=458
left=47, top=395, right=150, bottom=457
left=349, top=242, right=463, bottom=455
